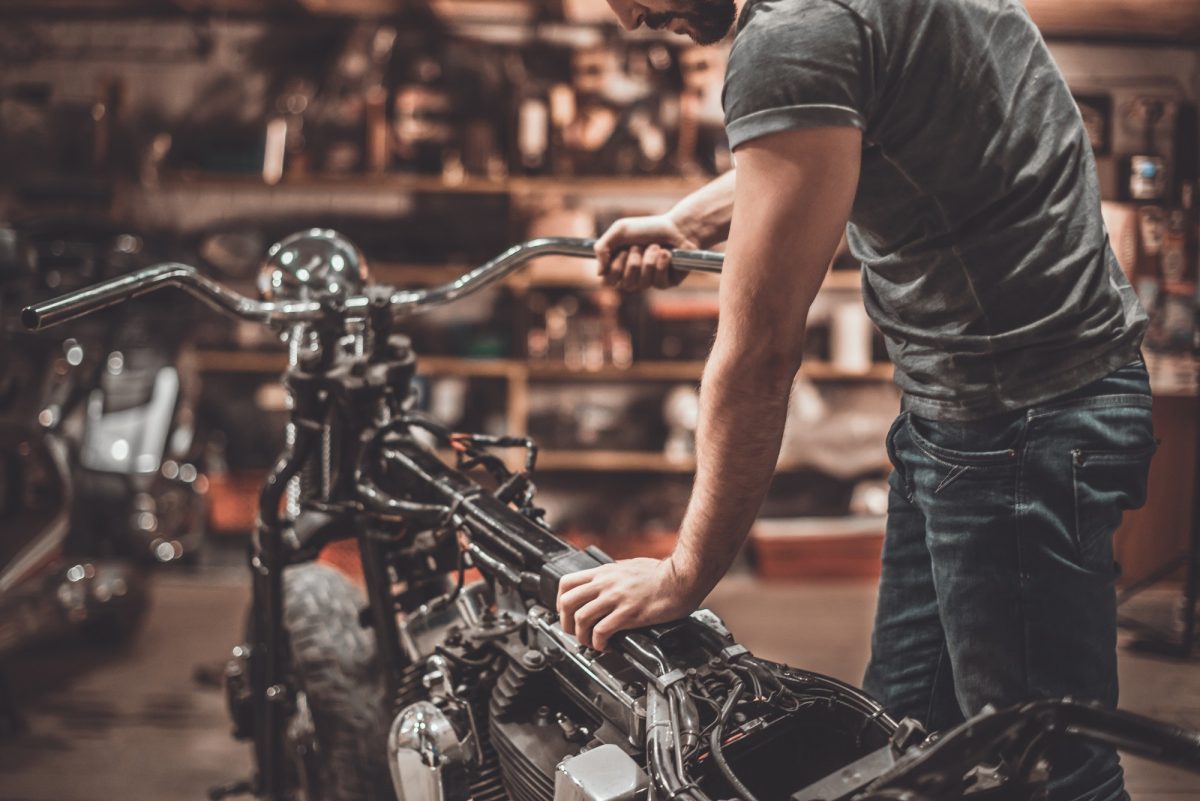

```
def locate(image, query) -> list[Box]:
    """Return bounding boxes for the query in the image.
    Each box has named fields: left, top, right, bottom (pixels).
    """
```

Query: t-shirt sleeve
left=723, top=0, right=876, bottom=150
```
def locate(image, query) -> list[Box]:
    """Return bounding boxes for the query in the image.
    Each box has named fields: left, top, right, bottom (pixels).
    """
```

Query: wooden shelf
left=528, top=361, right=706, bottom=381
left=196, top=351, right=892, bottom=383
left=802, top=362, right=893, bottom=382
left=420, top=356, right=523, bottom=379
left=373, top=263, right=475, bottom=286
left=195, top=350, right=288, bottom=373
left=531, top=361, right=892, bottom=382
left=195, top=351, right=523, bottom=377
left=823, top=271, right=862, bottom=291
left=159, top=171, right=708, bottom=199
left=533, top=449, right=820, bottom=474
left=536, top=450, right=696, bottom=473
left=1024, top=0, right=1200, bottom=41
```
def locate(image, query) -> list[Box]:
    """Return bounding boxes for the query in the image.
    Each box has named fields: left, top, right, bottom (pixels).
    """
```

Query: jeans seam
left=925, top=641, right=950, bottom=727
left=1015, top=427, right=1032, bottom=701
left=1074, top=444, right=1158, bottom=463
left=887, top=412, right=915, bottom=503
left=1026, top=393, right=1153, bottom=420
left=1071, top=452, right=1084, bottom=565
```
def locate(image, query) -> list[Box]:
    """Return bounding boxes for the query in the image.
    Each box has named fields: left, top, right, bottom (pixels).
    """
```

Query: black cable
left=709, top=680, right=761, bottom=801
left=446, top=528, right=467, bottom=604
left=433, top=645, right=493, bottom=668
left=740, top=664, right=764, bottom=699
left=668, top=689, right=688, bottom=777
left=619, top=633, right=670, bottom=676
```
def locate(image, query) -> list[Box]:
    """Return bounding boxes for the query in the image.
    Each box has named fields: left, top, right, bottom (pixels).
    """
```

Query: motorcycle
left=22, top=231, right=1200, bottom=801
left=0, top=223, right=208, bottom=666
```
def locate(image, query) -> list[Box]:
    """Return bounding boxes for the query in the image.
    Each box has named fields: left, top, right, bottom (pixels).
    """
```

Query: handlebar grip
left=665, top=247, right=724, bottom=274
left=567, top=238, right=723, bottom=274
left=21, top=263, right=193, bottom=330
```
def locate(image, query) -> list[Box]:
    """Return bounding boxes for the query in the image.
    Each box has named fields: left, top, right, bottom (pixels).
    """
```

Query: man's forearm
left=555, top=128, right=860, bottom=651
left=669, top=170, right=736, bottom=248
left=669, top=339, right=799, bottom=601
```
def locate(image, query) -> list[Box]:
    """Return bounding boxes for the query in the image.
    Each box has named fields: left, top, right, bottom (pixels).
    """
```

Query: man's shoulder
left=735, top=0, right=896, bottom=33
left=731, top=0, right=875, bottom=59
left=735, top=0, right=869, bottom=33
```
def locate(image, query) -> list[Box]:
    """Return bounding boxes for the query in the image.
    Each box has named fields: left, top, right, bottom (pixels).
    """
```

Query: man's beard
left=644, top=0, right=736, bottom=45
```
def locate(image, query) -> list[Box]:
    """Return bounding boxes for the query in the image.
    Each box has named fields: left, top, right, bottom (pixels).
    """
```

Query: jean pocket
left=904, top=415, right=1024, bottom=469
left=1071, top=444, right=1156, bottom=572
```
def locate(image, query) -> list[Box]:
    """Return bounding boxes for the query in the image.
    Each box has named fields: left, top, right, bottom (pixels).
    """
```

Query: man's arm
left=668, top=169, right=737, bottom=247
left=556, top=126, right=862, bottom=650
left=594, top=170, right=735, bottom=291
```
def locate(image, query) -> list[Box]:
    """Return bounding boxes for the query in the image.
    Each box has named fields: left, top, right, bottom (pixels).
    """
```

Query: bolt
left=265, top=684, right=286, bottom=701
left=521, top=650, right=546, bottom=669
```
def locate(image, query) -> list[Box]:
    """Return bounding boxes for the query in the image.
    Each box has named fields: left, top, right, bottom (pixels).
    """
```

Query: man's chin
left=687, top=28, right=728, bottom=45
left=668, top=23, right=718, bottom=45
left=676, top=17, right=732, bottom=45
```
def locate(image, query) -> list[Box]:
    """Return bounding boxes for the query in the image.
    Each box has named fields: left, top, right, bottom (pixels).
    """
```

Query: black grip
left=22, top=263, right=190, bottom=330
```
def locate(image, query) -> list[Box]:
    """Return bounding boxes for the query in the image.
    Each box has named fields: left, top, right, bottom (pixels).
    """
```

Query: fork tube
left=285, top=324, right=305, bottom=519
left=358, top=528, right=411, bottom=700
left=252, top=420, right=321, bottom=800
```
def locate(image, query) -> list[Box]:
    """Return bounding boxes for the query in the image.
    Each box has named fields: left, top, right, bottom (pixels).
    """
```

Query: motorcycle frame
left=244, top=305, right=614, bottom=801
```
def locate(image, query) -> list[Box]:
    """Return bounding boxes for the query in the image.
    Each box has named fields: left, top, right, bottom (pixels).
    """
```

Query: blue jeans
left=864, top=359, right=1156, bottom=801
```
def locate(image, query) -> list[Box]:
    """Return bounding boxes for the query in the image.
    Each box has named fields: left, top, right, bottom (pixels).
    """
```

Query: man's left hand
left=555, top=557, right=705, bottom=651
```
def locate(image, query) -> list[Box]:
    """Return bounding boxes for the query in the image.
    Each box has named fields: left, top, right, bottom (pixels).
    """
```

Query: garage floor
left=1, top=569, right=1196, bottom=800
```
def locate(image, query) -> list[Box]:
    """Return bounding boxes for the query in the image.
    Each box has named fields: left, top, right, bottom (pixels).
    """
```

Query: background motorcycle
left=0, top=222, right=209, bottom=729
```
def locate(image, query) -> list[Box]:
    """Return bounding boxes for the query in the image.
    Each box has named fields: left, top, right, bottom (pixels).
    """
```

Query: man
left=554, top=1, right=1156, bottom=799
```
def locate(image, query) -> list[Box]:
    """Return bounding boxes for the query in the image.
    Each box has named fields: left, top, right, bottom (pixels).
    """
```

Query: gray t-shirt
left=723, top=0, right=1147, bottom=421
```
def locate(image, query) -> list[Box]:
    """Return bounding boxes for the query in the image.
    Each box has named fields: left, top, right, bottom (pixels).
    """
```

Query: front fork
left=249, top=416, right=323, bottom=800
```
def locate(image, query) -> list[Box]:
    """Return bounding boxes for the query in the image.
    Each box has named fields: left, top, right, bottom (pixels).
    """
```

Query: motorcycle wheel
left=282, top=563, right=393, bottom=801
left=79, top=562, right=151, bottom=647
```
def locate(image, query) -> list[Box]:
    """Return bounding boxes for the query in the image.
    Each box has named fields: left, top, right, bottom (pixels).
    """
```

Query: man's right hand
left=593, top=214, right=699, bottom=291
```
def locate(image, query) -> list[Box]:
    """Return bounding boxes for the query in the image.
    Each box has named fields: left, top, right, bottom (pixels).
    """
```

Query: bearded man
left=554, top=2, right=1155, bottom=800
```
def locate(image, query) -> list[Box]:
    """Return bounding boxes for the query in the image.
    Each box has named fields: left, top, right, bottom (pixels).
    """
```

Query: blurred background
left=0, top=1, right=1197, bottom=799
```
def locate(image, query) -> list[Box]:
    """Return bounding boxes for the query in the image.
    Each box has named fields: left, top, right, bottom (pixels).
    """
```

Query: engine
left=386, top=580, right=896, bottom=801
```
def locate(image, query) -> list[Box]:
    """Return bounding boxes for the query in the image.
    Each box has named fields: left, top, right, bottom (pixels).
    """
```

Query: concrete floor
left=0, top=569, right=1197, bottom=800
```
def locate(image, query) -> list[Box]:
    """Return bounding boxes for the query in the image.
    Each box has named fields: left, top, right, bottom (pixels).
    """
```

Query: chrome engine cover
left=387, top=700, right=476, bottom=801
left=554, top=745, right=647, bottom=801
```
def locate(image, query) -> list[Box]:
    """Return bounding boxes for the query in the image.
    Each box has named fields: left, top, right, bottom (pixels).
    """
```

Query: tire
left=282, top=563, right=393, bottom=801
left=80, top=561, right=150, bottom=647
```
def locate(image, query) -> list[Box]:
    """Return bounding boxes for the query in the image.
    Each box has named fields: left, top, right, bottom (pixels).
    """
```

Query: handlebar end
left=20, top=306, right=42, bottom=331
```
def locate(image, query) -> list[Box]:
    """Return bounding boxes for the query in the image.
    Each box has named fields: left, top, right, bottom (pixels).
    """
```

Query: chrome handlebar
left=21, top=236, right=724, bottom=332
left=20, top=262, right=326, bottom=331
